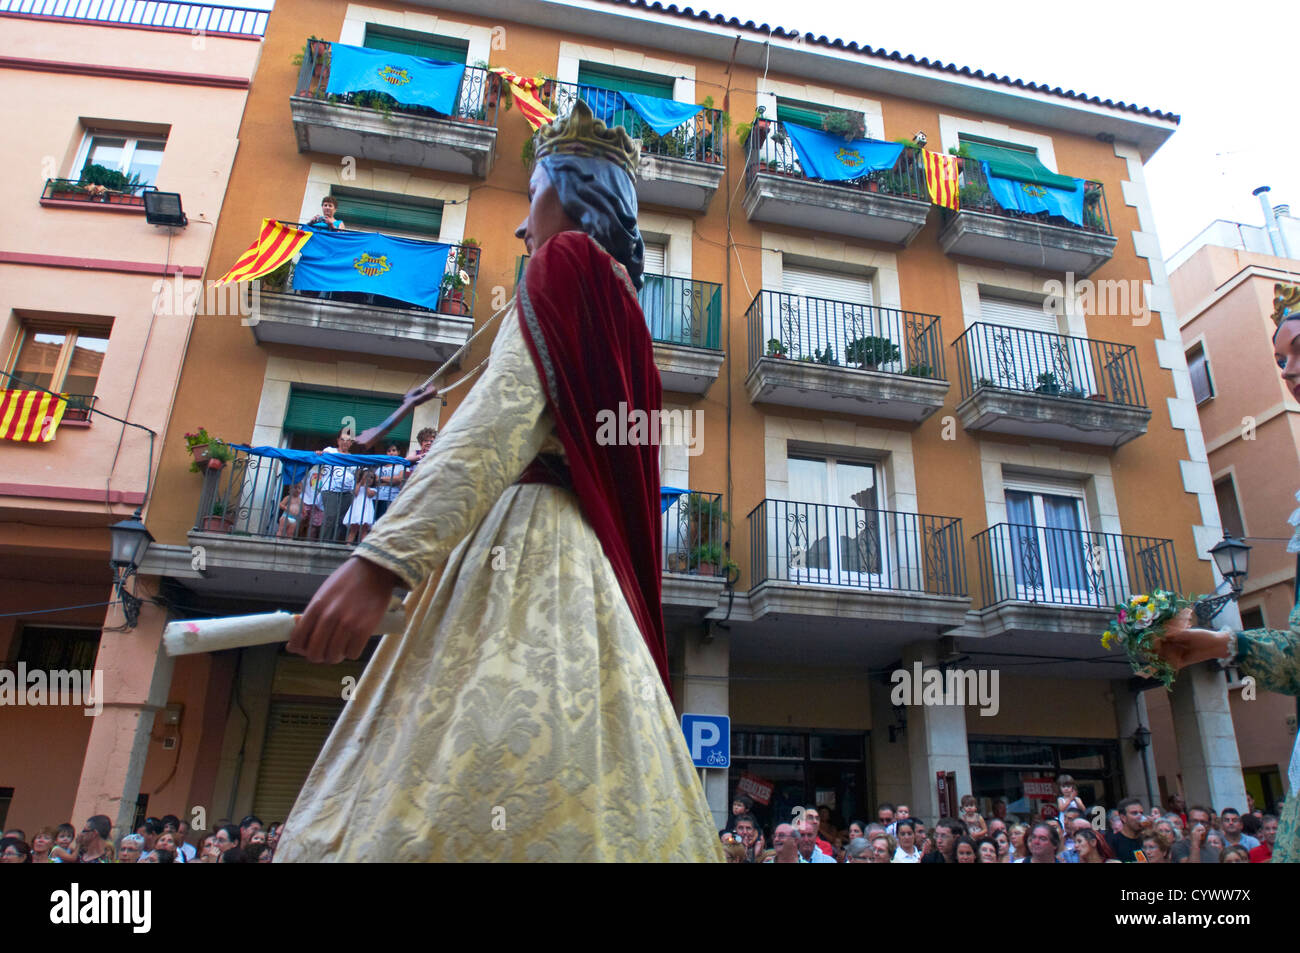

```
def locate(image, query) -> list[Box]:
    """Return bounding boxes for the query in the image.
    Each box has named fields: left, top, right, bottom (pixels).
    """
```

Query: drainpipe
left=1253, top=187, right=1292, bottom=258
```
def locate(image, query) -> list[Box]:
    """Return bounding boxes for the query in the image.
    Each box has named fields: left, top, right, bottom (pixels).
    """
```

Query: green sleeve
left=1233, top=601, right=1300, bottom=697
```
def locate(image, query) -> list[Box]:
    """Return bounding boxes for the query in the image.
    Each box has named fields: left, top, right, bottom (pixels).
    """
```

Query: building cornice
left=1179, top=263, right=1300, bottom=331
left=0, top=56, right=251, bottom=89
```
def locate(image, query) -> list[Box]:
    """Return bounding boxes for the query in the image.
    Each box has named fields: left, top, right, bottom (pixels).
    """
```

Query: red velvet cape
left=517, top=231, right=670, bottom=696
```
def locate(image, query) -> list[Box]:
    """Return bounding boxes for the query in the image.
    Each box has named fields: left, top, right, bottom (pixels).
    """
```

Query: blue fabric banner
left=661, top=485, right=690, bottom=513
left=325, top=42, right=465, bottom=114
left=984, top=161, right=1084, bottom=226
left=782, top=122, right=904, bottom=182
left=232, top=445, right=414, bottom=487
left=578, top=86, right=702, bottom=136
left=291, top=229, right=452, bottom=311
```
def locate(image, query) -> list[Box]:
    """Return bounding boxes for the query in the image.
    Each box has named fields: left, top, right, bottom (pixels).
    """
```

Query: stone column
left=681, top=622, right=729, bottom=829
left=71, top=587, right=173, bottom=840
left=1112, top=679, right=1159, bottom=808
left=1167, top=662, right=1248, bottom=811
left=902, top=641, right=972, bottom=823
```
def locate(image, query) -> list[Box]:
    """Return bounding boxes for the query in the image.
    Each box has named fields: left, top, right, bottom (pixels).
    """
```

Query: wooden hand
left=287, top=556, right=402, bottom=663
left=1152, top=608, right=1231, bottom=670
left=353, top=382, right=439, bottom=452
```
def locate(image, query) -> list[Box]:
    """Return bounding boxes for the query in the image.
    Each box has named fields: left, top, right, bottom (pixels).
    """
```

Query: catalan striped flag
left=0, top=390, right=67, bottom=442
left=490, top=67, right=556, bottom=130
left=923, top=150, right=960, bottom=210
left=210, top=218, right=313, bottom=286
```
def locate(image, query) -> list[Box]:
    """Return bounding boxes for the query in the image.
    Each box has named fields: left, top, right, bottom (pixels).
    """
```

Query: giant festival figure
left=273, top=100, right=724, bottom=862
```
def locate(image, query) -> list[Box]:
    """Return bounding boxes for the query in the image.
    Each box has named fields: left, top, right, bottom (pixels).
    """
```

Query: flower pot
left=207, top=457, right=226, bottom=472
left=191, top=444, right=211, bottom=465
left=668, top=551, right=689, bottom=572
left=459, top=247, right=481, bottom=273
left=1088, top=393, right=1109, bottom=402
left=696, top=562, right=717, bottom=577
left=440, top=291, right=469, bottom=316
left=866, top=180, right=880, bottom=193
left=201, top=515, right=235, bottom=533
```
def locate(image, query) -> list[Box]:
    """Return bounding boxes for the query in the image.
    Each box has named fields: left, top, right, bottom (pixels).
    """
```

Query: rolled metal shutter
left=251, top=700, right=345, bottom=826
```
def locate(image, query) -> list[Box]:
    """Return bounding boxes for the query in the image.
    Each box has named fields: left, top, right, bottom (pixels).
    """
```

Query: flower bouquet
left=1100, top=590, right=1198, bottom=687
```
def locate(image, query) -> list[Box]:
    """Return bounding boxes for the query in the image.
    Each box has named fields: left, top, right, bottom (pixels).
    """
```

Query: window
left=780, top=264, right=876, bottom=365
left=576, top=64, right=674, bottom=99
left=13, top=625, right=102, bottom=671
left=74, top=133, right=166, bottom=187
left=786, top=455, right=885, bottom=584
left=363, top=25, right=467, bottom=63
left=775, top=98, right=865, bottom=136
left=6, top=323, right=109, bottom=421
left=1187, top=345, right=1214, bottom=403
left=958, top=136, right=1074, bottom=190
left=1214, top=476, right=1246, bottom=539
left=330, top=191, right=443, bottom=239
left=1239, top=606, right=1265, bottom=630
left=282, top=388, right=408, bottom=450
left=1004, top=484, right=1094, bottom=602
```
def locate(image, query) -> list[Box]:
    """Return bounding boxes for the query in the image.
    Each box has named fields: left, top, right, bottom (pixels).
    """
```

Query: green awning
left=576, top=64, right=674, bottom=98
left=776, top=101, right=830, bottom=128
left=331, top=194, right=443, bottom=237
left=362, top=26, right=468, bottom=64
left=283, top=389, right=410, bottom=443
left=960, top=138, right=1078, bottom=190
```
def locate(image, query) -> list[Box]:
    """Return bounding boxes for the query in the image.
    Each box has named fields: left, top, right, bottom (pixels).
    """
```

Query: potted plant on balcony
left=1034, top=371, right=1062, bottom=395
left=185, top=428, right=214, bottom=472
left=201, top=501, right=236, bottom=534
left=821, top=111, right=865, bottom=141
left=477, top=63, right=514, bottom=112
left=813, top=345, right=838, bottom=366
left=845, top=335, right=900, bottom=370
left=76, top=162, right=145, bottom=204
left=691, top=542, right=724, bottom=577
left=457, top=239, right=481, bottom=275
left=667, top=549, right=690, bottom=573
left=958, top=182, right=991, bottom=208
left=766, top=338, right=788, bottom=359
left=439, top=270, right=471, bottom=315
left=259, top=260, right=291, bottom=293
left=976, top=376, right=994, bottom=389
left=904, top=362, right=934, bottom=378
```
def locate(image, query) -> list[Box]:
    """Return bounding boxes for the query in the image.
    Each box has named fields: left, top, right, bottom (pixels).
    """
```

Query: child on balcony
left=344, top=469, right=378, bottom=544
left=278, top=482, right=306, bottom=538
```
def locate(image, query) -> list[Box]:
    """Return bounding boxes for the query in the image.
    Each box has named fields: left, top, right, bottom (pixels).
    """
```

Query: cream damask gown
left=275, top=304, right=723, bottom=863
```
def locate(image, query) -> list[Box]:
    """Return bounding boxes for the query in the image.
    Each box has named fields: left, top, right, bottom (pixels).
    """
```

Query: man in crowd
left=214, top=823, right=241, bottom=855
left=1172, top=805, right=1218, bottom=863
left=921, top=818, right=965, bottom=863
left=803, top=806, right=834, bottom=856
left=734, top=813, right=763, bottom=862
left=1105, top=797, right=1146, bottom=862
left=877, top=803, right=895, bottom=827
left=765, top=823, right=800, bottom=863
left=77, top=815, right=112, bottom=863
left=796, top=818, right=836, bottom=863
left=136, top=816, right=161, bottom=854
left=1220, top=807, right=1260, bottom=852
left=239, top=814, right=264, bottom=849
left=1022, top=822, right=1061, bottom=863
left=161, top=815, right=196, bottom=862
left=1249, top=815, right=1278, bottom=863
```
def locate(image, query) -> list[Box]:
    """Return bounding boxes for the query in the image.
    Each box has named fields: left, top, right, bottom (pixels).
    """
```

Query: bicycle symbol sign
left=681, top=713, right=730, bottom=769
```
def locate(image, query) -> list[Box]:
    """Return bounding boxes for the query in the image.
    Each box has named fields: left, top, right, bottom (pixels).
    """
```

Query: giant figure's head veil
left=537, top=153, right=645, bottom=290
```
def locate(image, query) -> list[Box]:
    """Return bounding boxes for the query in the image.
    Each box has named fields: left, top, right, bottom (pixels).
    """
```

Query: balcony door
left=787, top=456, right=885, bottom=586
left=638, top=240, right=669, bottom=340
left=780, top=265, right=876, bottom=365
left=1005, top=488, right=1093, bottom=602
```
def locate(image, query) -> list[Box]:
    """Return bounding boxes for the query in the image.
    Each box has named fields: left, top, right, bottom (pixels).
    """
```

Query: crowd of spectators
left=0, top=813, right=280, bottom=864
left=717, top=776, right=1283, bottom=864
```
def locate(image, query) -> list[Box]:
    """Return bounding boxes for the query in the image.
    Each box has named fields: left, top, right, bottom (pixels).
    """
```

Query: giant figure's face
left=516, top=166, right=580, bottom=256
left=1274, top=319, right=1300, bottom=402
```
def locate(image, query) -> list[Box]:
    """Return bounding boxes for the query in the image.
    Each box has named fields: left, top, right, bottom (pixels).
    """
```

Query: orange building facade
left=4, top=0, right=1269, bottom=842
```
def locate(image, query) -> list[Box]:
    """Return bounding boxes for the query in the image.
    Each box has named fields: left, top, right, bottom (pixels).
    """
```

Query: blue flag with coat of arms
left=324, top=42, right=466, bottom=114
left=983, top=161, right=1085, bottom=226
left=291, top=228, right=453, bottom=311
left=781, top=122, right=904, bottom=182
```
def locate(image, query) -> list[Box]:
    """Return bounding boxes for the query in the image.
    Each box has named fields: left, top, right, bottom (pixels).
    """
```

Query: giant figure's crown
left=534, top=99, right=640, bottom=180
left=1274, top=282, right=1300, bottom=327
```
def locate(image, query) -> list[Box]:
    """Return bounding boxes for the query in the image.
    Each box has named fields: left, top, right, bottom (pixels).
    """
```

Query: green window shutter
left=775, top=100, right=830, bottom=128
left=576, top=64, right=674, bottom=99
left=283, top=389, right=411, bottom=444
left=363, top=25, right=467, bottom=64
left=960, top=137, right=1078, bottom=190
left=331, top=194, right=443, bottom=237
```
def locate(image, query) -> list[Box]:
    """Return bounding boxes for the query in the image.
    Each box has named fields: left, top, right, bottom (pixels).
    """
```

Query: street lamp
left=109, top=508, right=153, bottom=628
left=1193, top=534, right=1252, bottom=626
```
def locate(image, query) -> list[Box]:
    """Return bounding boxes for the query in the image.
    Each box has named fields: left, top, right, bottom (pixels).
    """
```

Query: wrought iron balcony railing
left=539, top=80, right=726, bottom=165
left=952, top=322, right=1145, bottom=406
left=662, top=490, right=726, bottom=576
left=952, top=159, right=1112, bottom=236
left=746, top=290, right=945, bottom=378
left=516, top=255, right=720, bottom=349
left=42, top=178, right=150, bottom=207
left=974, top=522, right=1180, bottom=609
left=0, top=0, right=268, bottom=35
left=742, top=120, right=929, bottom=200
left=295, top=40, right=499, bottom=127
left=62, top=393, right=97, bottom=423
left=748, top=499, right=966, bottom=596
left=259, top=231, right=479, bottom=317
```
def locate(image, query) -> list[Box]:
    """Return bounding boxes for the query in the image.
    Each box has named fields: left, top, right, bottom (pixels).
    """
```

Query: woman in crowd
left=1008, top=823, right=1028, bottom=863
left=30, top=828, right=55, bottom=863
left=993, top=829, right=1013, bottom=863
left=1221, top=845, right=1251, bottom=863
left=977, top=840, right=999, bottom=864
left=953, top=836, right=979, bottom=863
left=0, top=837, right=32, bottom=862
left=1073, top=828, right=1116, bottom=863
left=893, top=819, right=922, bottom=863
left=1141, top=830, right=1172, bottom=863
left=871, top=833, right=896, bottom=864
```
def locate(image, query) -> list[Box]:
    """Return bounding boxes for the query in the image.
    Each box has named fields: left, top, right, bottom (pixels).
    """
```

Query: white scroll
left=163, top=608, right=407, bottom=657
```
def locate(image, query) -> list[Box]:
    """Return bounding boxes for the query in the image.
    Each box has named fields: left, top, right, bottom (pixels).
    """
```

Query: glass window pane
left=61, top=332, right=108, bottom=397
left=86, top=137, right=127, bottom=173
left=127, top=141, right=165, bottom=187
left=12, top=331, right=67, bottom=390
left=810, top=733, right=863, bottom=760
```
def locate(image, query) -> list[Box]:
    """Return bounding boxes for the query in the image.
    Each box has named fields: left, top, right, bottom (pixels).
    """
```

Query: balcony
left=745, top=499, right=970, bottom=633
left=939, top=163, right=1117, bottom=276
left=541, top=81, right=726, bottom=212
left=290, top=40, right=498, bottom=177
left=952, top=323, right=1150, bottom=447
left=643, top=275, right=723, bottom=393
left=745, top=291, right=948, bottom=422
left=661, top=490, right=729, bottom=613
left=741, top=121, right=930, bottom=245
left=249, top=236, right=477, bottom=362
left=974, top=523, right=1180, bottom=646
left=181, top=448, right=729, bottom=608
left=40, top=178, right=149, bottom=213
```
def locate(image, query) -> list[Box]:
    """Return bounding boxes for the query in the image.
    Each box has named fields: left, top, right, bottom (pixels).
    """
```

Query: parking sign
left=681, top=713, right=730, bottom=768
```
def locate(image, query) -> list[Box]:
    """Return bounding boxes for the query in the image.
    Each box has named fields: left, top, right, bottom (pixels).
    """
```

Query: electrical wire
left=0, top=599, right=119, bottom=619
